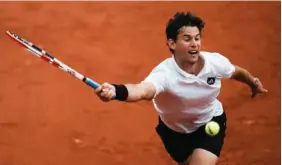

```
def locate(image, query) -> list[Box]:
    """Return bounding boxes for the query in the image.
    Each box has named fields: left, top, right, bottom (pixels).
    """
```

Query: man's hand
left=231, top=66, right=268, bottom=98
left=251, top=78, right=268, bottom=98
left=94, top=82, right=116, bottom=102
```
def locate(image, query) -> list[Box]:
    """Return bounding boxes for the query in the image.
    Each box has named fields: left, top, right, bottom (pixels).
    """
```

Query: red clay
left=0, top=2, right=280, bottom=165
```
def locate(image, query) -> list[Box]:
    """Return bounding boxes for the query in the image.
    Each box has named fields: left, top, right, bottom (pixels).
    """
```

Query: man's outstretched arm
left=230, top=65, right=268, bottom=97
left=94, top=82, right=157, bottom=102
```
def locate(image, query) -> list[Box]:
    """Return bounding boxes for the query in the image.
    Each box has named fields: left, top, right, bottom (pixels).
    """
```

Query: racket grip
left=83, top=78, right=100, bottom=89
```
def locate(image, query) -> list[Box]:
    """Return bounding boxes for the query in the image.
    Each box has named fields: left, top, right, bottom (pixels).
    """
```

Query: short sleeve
left=212, top=53, right=236, bottom=79
left=142, top=67, right=167, bottom=97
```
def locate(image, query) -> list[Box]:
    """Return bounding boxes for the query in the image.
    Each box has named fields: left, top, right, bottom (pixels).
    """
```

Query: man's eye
left=184, top=37, right=190, bottom=41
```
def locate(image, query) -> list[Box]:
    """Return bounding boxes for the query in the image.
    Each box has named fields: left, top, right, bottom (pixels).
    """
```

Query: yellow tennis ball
left=205, top=121, right=220, bottom=136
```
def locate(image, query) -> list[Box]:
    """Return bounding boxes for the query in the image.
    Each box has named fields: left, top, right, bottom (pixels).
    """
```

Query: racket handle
left=84, top=78, right=117, bottom=100
left=83, top=78, right=100, bottom=89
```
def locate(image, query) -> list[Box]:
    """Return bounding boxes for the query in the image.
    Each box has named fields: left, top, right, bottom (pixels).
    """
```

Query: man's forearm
left=112, top=84, right=142, bottom=102
left=231, top=67, right=258, bottom=89
left=112, top=83, right=155, bottom=102
left=124, top=84, right=146, bottom=102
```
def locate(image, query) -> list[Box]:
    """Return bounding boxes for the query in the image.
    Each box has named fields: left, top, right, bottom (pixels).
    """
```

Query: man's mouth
left=188, top=50, right=198, bottom=55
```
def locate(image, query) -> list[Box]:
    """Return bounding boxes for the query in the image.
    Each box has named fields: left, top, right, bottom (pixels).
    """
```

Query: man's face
left=168, top=26, right=201, bottom=64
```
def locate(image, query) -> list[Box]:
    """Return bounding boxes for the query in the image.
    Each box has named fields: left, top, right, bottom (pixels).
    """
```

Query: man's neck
left=174, top=56, right=203, bottom=76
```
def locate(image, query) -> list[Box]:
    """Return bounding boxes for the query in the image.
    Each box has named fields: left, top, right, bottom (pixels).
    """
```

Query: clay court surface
left=0, top=1, right=280, bottom=165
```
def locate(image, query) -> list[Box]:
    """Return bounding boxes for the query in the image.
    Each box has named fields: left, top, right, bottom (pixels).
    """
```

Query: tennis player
left=94, top=12, right=267, bottom=165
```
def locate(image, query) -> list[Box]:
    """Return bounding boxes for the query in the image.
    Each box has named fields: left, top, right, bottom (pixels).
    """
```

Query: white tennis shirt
left=143, top=51, right=235, bottom=133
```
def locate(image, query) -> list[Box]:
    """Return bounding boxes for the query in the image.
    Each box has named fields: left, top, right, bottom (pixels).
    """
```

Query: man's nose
left=190, top=40, right=197, bottom=48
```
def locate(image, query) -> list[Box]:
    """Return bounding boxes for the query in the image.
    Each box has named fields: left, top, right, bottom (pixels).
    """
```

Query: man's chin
left=186, top=54, right=199, bottom=64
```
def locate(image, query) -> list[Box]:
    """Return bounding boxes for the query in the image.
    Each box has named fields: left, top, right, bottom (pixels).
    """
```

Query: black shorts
left=155, top=112, right=227, bottom=163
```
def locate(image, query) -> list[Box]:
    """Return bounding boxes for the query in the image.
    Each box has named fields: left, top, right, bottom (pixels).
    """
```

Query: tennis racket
left=6, top=30, right=101, bottom=89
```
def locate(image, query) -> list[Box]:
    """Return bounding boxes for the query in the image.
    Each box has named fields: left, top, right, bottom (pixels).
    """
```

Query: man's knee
left=189, top=148, right=218, bottom=165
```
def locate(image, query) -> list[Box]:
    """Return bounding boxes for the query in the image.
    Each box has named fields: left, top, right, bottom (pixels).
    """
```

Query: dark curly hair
left=166, top=12, right=205, bottom=41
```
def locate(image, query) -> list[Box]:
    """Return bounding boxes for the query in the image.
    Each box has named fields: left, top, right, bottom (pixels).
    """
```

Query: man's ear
left=167, top=39, right=176, bottom=51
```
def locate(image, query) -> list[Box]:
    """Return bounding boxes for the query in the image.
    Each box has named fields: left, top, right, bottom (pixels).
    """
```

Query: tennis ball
left=205, top=121, right=220, bottom=136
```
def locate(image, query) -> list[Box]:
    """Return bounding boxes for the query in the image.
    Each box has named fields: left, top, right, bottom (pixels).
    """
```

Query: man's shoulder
left=142, top=57, right=172, bottom=86
left=200, top=51, right=230, bottom=62
left=201, top=51, right=224, bottom=58
left=151, top=57, right=173, bottom=72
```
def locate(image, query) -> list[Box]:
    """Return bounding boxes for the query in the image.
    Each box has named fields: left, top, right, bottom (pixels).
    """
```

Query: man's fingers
left=103, top=82, right=113, bottom=89
left=94, top=82, right=116, bottom=102
left=109, top=89, right=116, bottom=99
left=95, top=86, right=102, bottom=93
left=258, top=86, right=268, bottom=93
left=100, top=91, right=107, bottom=97
left=100, top=90, right=114, bottom=99
left=251, top=87, right=268, bottom=98
left=102, top=88, right=109, bottom=92
left=104, top=83, right=111, bottom=87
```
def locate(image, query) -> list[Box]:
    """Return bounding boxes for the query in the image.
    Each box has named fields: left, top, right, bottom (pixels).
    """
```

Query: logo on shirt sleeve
left=207, top=77, right=216, bottom=85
